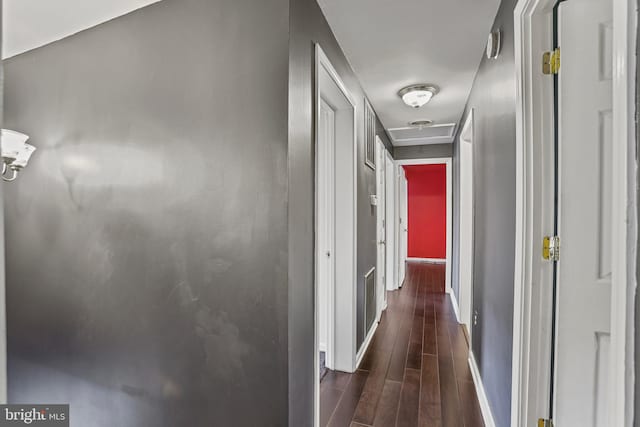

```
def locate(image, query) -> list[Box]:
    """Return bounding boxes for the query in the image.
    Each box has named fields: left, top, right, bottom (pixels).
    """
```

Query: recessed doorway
left=314, top=44, right=357, bottom=427
left=396, top=158, right=453, bottom=296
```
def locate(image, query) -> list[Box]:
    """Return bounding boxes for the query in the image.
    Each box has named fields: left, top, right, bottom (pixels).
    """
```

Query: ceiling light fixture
left=408, top=120, right=434, bottom=128
left=398, top=84, right=439, bottom=109
left=0, top=129, right=36, bottom=182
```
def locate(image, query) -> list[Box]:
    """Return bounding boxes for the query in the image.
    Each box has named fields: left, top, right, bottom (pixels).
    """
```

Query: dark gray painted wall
left=2, top=0, right=289, bottom=425
left=635, top=1, right=640, bottom=422
left=393, top=143, right=453, bottom=160
left=0, top=0, right=6, bottom=403
left=288, top=0, right=392, bottom=423
left=454, top=0, right=517, bottom=425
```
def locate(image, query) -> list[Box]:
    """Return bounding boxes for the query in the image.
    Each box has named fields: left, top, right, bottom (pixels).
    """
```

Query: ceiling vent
left=388, top=123, right=457, bottom=146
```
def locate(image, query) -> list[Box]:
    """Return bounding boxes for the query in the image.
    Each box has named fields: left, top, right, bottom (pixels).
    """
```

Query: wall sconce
left=1, top=129, right=36, bottom=182
left=486, top=30, right=501, bottom=59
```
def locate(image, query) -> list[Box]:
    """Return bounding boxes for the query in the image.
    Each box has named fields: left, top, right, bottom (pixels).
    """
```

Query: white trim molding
left=356, top=318, right=379, bottom=369
left=407, top=257, right=446, bottom=264
left=511, top=2, right=556, bottom=425
left=458, top=109, right=476, bottom=339
left=469, top=351, right=497, bottom=427
left=610, top=0, right=636, bottom=425
left=449, top=289, right=461, bottom=323
left=357, top=266, right=382, bottom=370
left=511, top=1, right=559, bottom=425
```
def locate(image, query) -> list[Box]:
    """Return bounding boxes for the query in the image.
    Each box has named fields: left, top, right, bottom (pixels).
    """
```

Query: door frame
left=395, top=157, right=453, bottom=295
left=385, top=151, right=398, bottom=291
left=314, top=44, right=358, bottom=427
left=375, top=136, right=388, bottom=315
left=512, top=0, right=636, bottom=425
left=316, top=98, right=336, bottom=371
left=459, top=110, right=475, bottom=338
left=397, top=167, right=408, bottom=288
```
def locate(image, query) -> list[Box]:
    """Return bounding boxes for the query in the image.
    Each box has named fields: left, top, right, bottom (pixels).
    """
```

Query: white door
left=459, top=113, right=474, bottom=335
left=316, top=99, right=335, bottom=368
left=554, top=0, right=613, bottom=424
left=397, top=168, right=408, bottom=287
left=385, top=153, right=397, bottom=290
left=375, top=137, right=387, bottom=313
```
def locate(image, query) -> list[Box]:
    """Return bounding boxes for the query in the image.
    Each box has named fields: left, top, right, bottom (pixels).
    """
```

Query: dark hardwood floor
left=320, top=262, right=484, bottom=427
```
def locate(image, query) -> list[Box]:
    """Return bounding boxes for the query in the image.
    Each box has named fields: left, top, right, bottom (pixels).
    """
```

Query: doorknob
left=379, top=240, right=386, bottom=245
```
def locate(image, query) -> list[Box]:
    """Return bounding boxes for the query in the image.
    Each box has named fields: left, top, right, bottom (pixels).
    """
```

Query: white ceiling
left=2, top=0, right=162, bottom=59
left=3, top=0, right=499, bottom=145
left=317, top=0, right=501, bottom=145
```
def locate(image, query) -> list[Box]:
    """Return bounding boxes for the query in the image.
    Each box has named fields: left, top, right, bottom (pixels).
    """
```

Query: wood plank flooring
left=320, top=262, right=484, bottom=427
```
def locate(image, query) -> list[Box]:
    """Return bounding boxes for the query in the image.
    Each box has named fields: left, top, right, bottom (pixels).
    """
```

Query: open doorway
left=396, top=158, right=453, bottom=296
left=314, top=44, right=357, bottom=427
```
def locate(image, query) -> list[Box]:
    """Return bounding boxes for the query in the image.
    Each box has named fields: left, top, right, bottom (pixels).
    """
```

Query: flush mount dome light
left=398, top=84, right=439, bottom=109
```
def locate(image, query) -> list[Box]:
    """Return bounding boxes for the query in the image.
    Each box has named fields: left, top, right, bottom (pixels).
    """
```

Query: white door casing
left=554, top=0, right=613, bottom=425
left=385, top=152, right=397, bottom=291
left=459, top=110, right=475, bottom=336
left=375, top=137, right=387, bottom=314
left=397, top=168, right=408, bottom=287
left=316, top=99, right=335, bottom=365
left=314, top=43, right=358, bottom=427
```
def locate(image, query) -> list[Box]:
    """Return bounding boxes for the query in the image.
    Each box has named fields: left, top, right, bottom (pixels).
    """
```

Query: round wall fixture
left=409, top=120, right=433, bottom=128
left=398, top=84, right=439, bottom=109
left=486, top=29, right=501, bottom=59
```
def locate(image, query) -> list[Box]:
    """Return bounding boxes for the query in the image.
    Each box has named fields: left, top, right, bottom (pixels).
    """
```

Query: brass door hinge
left=543, top=236, right=560, bottom=261
left=538, top=419, right=554, bottom=427
left=543, top=48, right=560, bottom=74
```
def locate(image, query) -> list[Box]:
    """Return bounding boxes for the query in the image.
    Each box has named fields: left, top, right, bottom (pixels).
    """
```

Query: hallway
left=320, top=262, right=484, bottom=427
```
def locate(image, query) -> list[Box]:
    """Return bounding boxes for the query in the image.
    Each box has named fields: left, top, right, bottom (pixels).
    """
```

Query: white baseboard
left=355, top=318, right=378, bottom=369
left=407, top=257, right=446, bottom=264
left=449, top=289, right=461, bottom=323
left=468, top=351, right=497, bottom=427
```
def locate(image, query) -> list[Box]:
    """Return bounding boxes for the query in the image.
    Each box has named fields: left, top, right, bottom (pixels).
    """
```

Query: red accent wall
left=404, top=164, right=446, bottom=259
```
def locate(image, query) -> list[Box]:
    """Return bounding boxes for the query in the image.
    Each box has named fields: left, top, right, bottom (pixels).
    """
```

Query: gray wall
left=0, top=0, right=6, bottom=403
left=631, top=0, right=640, bottom=426
left=453, top=0, right=517, bottom=425
left=393, top=143, right=453, bottom=160
left=288, top=0, right=392, bottom=423
left=2, top=0, right=289, bottom=425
